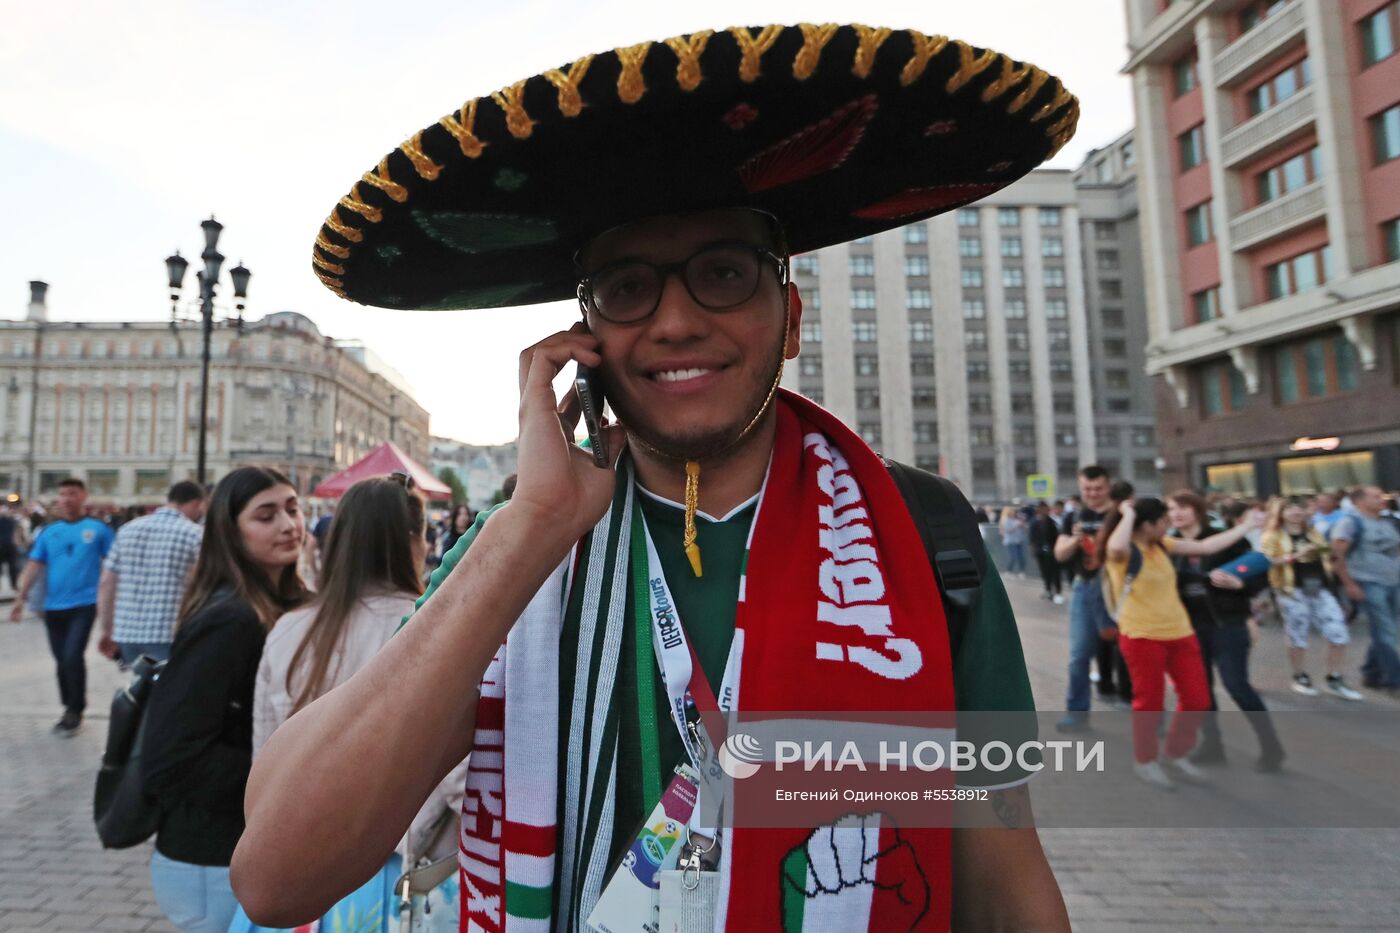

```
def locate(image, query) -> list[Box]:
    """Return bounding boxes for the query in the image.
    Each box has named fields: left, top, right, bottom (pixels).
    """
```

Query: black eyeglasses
left=577, top=241, right=790, bottom=325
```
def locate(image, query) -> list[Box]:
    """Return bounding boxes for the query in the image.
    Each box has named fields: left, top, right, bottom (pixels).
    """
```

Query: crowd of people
left=982, top=465, right=1400, bottom=788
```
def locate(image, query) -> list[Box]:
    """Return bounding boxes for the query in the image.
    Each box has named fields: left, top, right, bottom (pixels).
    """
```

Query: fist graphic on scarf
left=780, top=813, right=930, bottom=931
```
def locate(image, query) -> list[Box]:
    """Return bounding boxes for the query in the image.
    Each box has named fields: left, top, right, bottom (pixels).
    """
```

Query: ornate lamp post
left=165, top=217, right=251, bottom=486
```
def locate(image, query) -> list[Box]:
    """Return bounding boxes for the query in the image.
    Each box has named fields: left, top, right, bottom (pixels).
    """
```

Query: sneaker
left=1089, top=669, right=1101, bottom=684
left=1189, top=741, right=1228, bottom=766
left=1054, top=715, right=1091, bottom=734
left=1052, top=594, right=1065, bottom=605
left=1325, top=675, right=1364, bottom=702
left=1162, top=755, right=1210, bottom=785
left=1133, top=760, right=1175, bottom=790
left=1291, top=672, right=1319, bottom=697
left=52, top=710, right=81, bottom=738
left=1254, top=750, right=1286, bottom=773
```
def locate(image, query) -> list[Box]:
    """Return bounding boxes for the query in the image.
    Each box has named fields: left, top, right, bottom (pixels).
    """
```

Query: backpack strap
left=883, top=458, right=986, bottom=659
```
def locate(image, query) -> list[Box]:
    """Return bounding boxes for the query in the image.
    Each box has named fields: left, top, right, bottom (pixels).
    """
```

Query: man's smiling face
left=579, top=209, right=801, bottom=462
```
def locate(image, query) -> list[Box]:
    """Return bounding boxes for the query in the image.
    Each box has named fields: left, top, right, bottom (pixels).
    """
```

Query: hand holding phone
left=575, top=363, right=609, bottom=468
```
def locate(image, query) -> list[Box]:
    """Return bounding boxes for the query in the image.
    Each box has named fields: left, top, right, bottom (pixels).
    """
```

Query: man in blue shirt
left=9, top=477, right=114, bottom=736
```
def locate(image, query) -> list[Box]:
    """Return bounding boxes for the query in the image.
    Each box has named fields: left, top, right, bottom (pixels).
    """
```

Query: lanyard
left=631, top=504, right=738, bottom=814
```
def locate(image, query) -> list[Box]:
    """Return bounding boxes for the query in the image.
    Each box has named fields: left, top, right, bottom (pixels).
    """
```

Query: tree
left=436, top=467, right=467, bottom=507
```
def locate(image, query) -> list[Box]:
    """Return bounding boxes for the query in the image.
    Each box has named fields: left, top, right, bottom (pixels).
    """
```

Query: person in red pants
left=1099, top=497, right=1265, bottom=789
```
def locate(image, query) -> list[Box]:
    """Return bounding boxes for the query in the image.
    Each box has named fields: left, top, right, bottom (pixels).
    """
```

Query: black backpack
left=884, top=458, right=987, bottom=658
left=94, top=655, right=166, bottom=849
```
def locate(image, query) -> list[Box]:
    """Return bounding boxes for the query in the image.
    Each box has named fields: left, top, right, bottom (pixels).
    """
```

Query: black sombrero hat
left=314, top=23, right=1078, bottom=311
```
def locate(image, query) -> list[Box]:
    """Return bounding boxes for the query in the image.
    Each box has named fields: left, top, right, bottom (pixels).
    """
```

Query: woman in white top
left=238, top=475, right=465, bottom=931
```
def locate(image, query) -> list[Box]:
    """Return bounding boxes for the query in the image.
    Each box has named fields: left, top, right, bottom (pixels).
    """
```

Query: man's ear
left=784, top=282, right=803, bottom=360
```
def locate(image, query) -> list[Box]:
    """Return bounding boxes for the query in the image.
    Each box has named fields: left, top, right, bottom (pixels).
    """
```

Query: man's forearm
left=953, top=786, right=1070, bottom=932
left=1052, top=534, right=1077, bottom=563
left=14, top=561, right=37, bottom=603
left=96, top=570, right=117, bottom=633
left=233, top=504, right=577, bottom=926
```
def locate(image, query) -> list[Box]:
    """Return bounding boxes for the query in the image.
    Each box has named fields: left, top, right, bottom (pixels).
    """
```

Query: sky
left=0, top=0, right=1134, bottom=445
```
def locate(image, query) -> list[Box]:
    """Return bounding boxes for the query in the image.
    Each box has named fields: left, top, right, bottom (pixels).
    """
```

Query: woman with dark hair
left=1166, top=491, right=1285, bottom=772
left=1100, top=496, right=1263, bottom=789
left=234, top=475, right=463, bottom=930
left=441, top=503, right=473, bottom=554
left=141, top=467, right=306, bottom=932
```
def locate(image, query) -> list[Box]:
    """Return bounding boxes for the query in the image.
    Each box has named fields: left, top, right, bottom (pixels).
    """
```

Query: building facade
left=782, top=162, right=1159, bottom=505
left=430, top=438, right=518, bottom=511
left=1125, top=0, right=1400, bottom=496
left=0, top=289, right=430, bottom=503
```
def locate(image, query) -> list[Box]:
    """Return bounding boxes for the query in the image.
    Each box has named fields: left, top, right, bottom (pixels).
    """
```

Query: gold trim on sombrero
left=1007, top=67, right=1052, bottom=113
left=851, top=26, right=893, bottom=79
left=945, top=43, right=999, bottom=93
left=543, top=56, right=595, bottom=117
left=324, top=208, right=364, bottom=243
left=339, top=185, right=384, bottom=223
left=615, top=42, right=653, bottom=104
left=981, top=59, right=1033, bottom=103
left=899, top=31, right=949, bottom=86
left=311, top=252, right=345, bottom=276
left=315, top=234, right=350, bottom=260
left=361, top=156, right=409, bottom=203
left=663, top=31, right=713, bottom=91
left=729, top=25, right=783, bottom=82
left=440, top=99, right=487, bottom=157
left=399, top=132, right=443, bottom=180
left=793, top=23, right=839, bottom=81
left=491, top=81, right=535, bottom=139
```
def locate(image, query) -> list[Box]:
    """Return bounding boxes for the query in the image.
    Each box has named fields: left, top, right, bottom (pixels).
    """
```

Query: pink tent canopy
left=311, top=441, right=453, bottom=500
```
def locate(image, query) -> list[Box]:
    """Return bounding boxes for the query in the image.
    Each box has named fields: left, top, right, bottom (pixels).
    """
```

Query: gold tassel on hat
left=683, top=460, right=703, bottom=577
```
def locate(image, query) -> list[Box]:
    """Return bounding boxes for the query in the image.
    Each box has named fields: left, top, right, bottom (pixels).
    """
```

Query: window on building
left=1264, top=245, right=1334, bottom=299
left=1056, top=428, right=1077, bottom=447
left=905, top=255, right=929, bottom=277
left=909, top=319, right=934, bottom=342
left=961, top=267, right=984, bottom=288
left=1133, top=458, right=1158, bottom=479
left=1094, top=221, right=1117, bottom=240
left=1385, top=218, right=1400, bottom=262
left=852, top=287, right=877, bottom=309
left=1256, top=147, right=1321, bottom=204
left=853, top=320, right=877, bottom=341
left=793, top=255, right=819, bottom=276
left=1009, top=360, right=1031, bottom=380
left=1239, top=1, right=1288, bottom=34
left=1046, top=298, right=1068, bottom=319
left=799, top=288, right=821, bottom=311
left=1001, top=236, right=1023, bottom=258
left=857, top=387, right=881, bottom=409
left=1002, top=267, right=1025, bottom=288
left=1173, top=53, right=1198, bottom=97
left=1104, top=338, right=1127, bottom=358
left=1013, top=457, right=1036, bottom=477
left=1246, top=57, right=1312, bottom=117
left=800, top=320, right=822, bottom=343
left=962, top=298, right=986, bottom=319
left=859, top=423, right=882, bottom=445
left=1362, top=3, right=1398, bottom=67
left=959, top=236, right=983, bottom=257
left=1004, top=298, right=1027, bottom=319
left=904, top=224, right=929, bottom=244
left=910, top=354, right=935, bottom=375
left=1100, top=279, right=1122, bottom=299
left=1041, top=236, right=1064, bottom=258
left=850, top=255, right=875, bottom=277
left=855, top=354, right=879, bottom=376
left=1201, top=359, right=1247, bottom=416
left=1051, top=360, right=1073, bottom=382
left=957, top=208, right=980, bottom=227
left=135, top=469, right=172, bottom=496
left=1275, top=333, right=1360, bottom=403
left=967, top=361, right=990, bottom=381
left=1053, top=394, right=1074, bottom=414
left=1048, top=328, right=1071, bottom=350
left=965, top=330, right=987, bottom=350
left=1179, top=124, right=1205, bottom=171
left=1009, top=394, right=1032, bottom=414
left=998, top=207, right=1020, bottom=227
left=912, top=387, right=936, bottom=408
left=1105, top=369, right=1130, bottom=389
left=1007, top=330, right=1030, bottom=351
left=1131, top=426, right=1156, bottom=448
left=1372, top=104, right=1400, bottom=164
left=1014, top=426, right=1036, bottom=447
left=805, top=388, right=824, bottom=405
left=1039, top=207, right=1062, bottom=227
left=1122, top=139, right=1136, bottom=167
left=1186, top=201, right=1213, bottom=246
left=907, top=287, right=932, bottom=309
left=1190, top=286, right=1219, bottom=323
left=1098, top=249, right=1120, bottom=271
left=970, top=425, right=994, bottom=445
left=799, top=356, right=823, bottom=377
left=1102, top=307, right=1125, bottom=328
left=1107, top=398, right=1132, bottom=412
left=1044, top=266, right=1066, bottom=288
left=914, top=421, right=938, bottom=444
left=1096, top=425, right=1121, bottom=447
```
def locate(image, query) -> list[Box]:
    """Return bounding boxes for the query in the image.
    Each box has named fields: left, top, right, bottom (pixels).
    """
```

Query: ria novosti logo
left=718, top=732, right=764, bottom=779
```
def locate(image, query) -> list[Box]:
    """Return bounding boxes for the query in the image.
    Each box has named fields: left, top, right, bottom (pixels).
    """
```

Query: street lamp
left=165, top=216, right=251, bottom=486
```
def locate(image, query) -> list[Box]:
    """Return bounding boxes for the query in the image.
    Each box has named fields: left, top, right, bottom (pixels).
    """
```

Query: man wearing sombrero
left=235, top=24, right=1074, bottom=931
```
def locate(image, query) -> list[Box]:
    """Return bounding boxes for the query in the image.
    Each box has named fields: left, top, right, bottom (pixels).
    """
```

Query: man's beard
left=604, top=339, right=784, bottom=464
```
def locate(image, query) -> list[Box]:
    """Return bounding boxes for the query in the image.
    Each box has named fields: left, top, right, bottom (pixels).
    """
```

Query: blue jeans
left=43, top=604, right=96, bottom=714
left=1195, top=623, right=1282, bottom=756
left=1358, top=581, right=1400, bottom=688
left=1005, top=542, right=1027, bottom=574
left=118, top=642, right=171, bottom=666
left=1065, top=576, right=1110, bottom=714
left=150, top=850, right=239, bottom=933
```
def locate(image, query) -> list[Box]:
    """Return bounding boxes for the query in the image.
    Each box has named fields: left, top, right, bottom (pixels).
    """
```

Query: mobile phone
left=575, top=363, right=609, bottom=468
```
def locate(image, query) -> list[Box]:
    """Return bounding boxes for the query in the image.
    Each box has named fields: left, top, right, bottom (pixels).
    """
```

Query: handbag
left=395, top=805, right=461, bottom=933
left=94, top=654, right=166, bottom=849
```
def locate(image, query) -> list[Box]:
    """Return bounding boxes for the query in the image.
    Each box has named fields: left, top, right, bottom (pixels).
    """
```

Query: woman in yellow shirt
left=1101, top=497, right=1264, bottom=789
